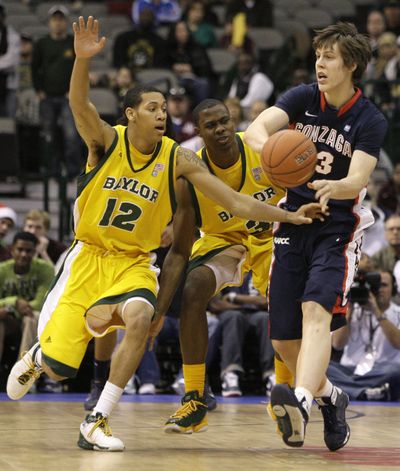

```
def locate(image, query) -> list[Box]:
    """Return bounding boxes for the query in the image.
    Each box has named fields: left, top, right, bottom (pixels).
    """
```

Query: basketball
left=261, top=130, right=317, bottom=188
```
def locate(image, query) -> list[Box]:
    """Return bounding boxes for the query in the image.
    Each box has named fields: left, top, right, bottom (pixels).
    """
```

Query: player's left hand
left=148, top=312, right=166, bottom=351
left=307, top=180, right=334, bottom=212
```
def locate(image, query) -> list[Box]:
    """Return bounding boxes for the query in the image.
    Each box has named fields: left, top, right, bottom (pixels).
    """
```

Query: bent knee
left=302, top=301, right=332, bottom=326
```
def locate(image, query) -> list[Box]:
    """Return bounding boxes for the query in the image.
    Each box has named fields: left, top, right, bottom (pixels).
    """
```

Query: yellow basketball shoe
left=164, top=390, right=208, bottom=434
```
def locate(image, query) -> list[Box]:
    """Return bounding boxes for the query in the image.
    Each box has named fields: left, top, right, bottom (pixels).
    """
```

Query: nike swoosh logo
left=305, top=111, right=318, bottom=117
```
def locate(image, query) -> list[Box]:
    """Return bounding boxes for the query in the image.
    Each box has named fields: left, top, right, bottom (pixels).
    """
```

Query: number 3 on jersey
left=315, top=151, right=334, bottom=175
left=99, top=198, right=142, bottom=231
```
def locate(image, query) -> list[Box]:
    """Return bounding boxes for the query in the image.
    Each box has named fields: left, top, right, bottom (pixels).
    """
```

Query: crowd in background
left=1, top=0, right=400, bottom=400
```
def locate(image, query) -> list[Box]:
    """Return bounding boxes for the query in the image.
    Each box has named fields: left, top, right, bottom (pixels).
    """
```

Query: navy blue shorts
left=269, top=207, right=373, bottom=341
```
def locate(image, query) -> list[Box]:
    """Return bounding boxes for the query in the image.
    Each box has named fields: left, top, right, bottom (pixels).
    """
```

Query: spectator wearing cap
left=166, top=87, right=196, bottom=143
left=31, top=5, right=83, bottom=179
left=0, top=2, right=21, bottom=117
left=0, top=231, right=54, bottom=367
left=0, top=204, right=16, bottom=262
left=132, top=0, right=182, bottom=26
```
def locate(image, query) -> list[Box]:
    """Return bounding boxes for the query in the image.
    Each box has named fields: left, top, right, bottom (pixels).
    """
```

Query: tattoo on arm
left=178, top=147, right=208, bottom=170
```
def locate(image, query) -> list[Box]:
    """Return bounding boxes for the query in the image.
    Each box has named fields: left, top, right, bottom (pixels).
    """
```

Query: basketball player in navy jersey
left=244, top=22, right=388, bottom=450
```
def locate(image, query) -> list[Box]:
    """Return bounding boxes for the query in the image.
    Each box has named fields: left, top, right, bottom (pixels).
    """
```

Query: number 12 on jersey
left=99, top=198, right=143, bottom=231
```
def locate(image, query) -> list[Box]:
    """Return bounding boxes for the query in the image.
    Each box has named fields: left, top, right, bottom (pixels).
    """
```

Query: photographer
left=327, top=271, right=400, bottom=401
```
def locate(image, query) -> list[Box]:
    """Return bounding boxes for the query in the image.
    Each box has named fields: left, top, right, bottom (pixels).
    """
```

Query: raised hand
left=72, top=16, right=106, bottom=59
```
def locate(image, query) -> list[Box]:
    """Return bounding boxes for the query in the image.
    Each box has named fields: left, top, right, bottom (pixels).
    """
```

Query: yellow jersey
left=190, top=132, right=284, bottom=238
left=73, top=125, right=177, bottom=255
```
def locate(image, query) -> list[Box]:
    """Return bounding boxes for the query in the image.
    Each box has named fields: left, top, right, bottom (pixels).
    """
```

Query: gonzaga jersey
left=275, top=83, right=388, bottom=213
left=74, top=125, right=177, bottom=254
left=190, top=133, right=284, bottom=237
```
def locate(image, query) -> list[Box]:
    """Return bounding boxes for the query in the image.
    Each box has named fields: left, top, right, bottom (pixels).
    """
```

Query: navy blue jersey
left=275, top=83, right=388, bottom=212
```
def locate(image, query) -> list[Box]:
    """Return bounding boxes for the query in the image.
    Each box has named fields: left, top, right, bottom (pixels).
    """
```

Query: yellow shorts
left=188, top=232, right=273, bottom=294
left=38, top=241, right=159, bottom=377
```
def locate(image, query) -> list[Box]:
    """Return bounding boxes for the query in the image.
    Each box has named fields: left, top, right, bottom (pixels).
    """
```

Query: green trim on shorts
left=187, top=245, right=235, bottom=274
left=91, top=288, right=157, bottom=310
left=42, top=353, right=78, bottom=378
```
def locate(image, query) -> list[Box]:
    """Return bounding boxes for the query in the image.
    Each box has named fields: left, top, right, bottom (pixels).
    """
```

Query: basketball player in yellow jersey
left=148, top=99, right=294, bottom=433
left=7, top=17, right=321, bottom=452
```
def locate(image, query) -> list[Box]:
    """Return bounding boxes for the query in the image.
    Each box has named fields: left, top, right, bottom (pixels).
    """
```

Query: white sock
left=315, top=379, right=334, bottom=398
left=31, top=343, right=42, bottom=368
left=93, top=381, right=124, bottom=418
left=295, top=386, right=313, bottom=417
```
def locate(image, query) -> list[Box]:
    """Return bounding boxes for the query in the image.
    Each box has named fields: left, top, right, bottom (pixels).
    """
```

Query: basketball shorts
left=38, top=241, right=159, bottom=377
left=187, top=232, right=273, bottom=294
left=269, top=206, right=374, bottom=340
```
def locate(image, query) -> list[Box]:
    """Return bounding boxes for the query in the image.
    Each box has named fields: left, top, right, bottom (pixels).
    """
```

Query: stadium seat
left=207, top=48, right=236, bottom=75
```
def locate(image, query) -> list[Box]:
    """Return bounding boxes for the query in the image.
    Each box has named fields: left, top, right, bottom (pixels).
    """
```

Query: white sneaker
left=221, top=371, right=242, bottom=397
left=123, top=376, right=137, bottom=395
left=138, top=383, right=156, bottom=395
left=172, top=376, right=185, bottom=396
left=7, top=342, right=43, bottom=400
left=78, top=413, right=125, bottom=451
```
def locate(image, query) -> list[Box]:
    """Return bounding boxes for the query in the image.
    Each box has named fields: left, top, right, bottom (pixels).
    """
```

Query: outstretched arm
left=149, top=178, right=197, bottom=347
left=70, top=16, right=115, bottom=167
left=244, top=106, right=289, bottom=154
left=175, top=146, right=323, bottom=225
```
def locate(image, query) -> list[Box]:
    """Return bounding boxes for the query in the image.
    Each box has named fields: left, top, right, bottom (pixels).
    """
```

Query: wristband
left=228, top=292, right=237, bottom=303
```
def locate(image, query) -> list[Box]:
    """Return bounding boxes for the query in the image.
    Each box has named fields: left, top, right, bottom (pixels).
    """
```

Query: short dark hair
left=117, top=84, right=164, bottom=125
left=12, top=231, right=38, bottom=246
left=313, top=22, right=371, bottom=83
left=192, top=99, right=227, bottom=126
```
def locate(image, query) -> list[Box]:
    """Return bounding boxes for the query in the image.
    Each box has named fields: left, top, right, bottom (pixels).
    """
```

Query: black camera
left=349, top=271, right=381, bottom=305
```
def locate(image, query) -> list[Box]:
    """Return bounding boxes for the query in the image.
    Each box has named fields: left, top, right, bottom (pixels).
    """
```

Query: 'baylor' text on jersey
left=190, top=133, right=284, bottom=237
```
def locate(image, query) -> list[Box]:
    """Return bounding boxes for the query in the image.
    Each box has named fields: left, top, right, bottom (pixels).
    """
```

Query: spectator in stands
left=372, top=215, right=400, bottom=285
left=366, top=32, right=398, bottom=109
left=0, top=3, right=21, bottom=117
left=219, top=14, right=255, bottom=55
left=23, top=209, right=68, bottom=266
left=166, top=86, right=196, bottom=143
left=0, top=204, right=16, bottom=262
left=327, top=271, right=400, bottom=401
left=185, top=1, right=217, bottom=48
left=366, top=10, right=387, bottom=58
left=32, top=5, right=82, bottom=179
left=382, top=0, right=400, bottom=36
left=223, top=96, right=246, bottom=131
left=224, top=52, right=274, bottom=113
left=363, top=179, right=388, bottom=257
left=18, top=34, right=33, bottom=91
left=0, top=231, right=53, bottom=366
left=226, top=0, right=273, bottom=27
left=239, top=99, right=268, bottom=130
left=167, top=20, right=214, bottom=104
left=113, top=7, right=169, bottom=71
left=377, top=162, right=400, bottom=214
left=132, top=0, right=182, bottom=26
left=111, top=66, right=137, bottom=116
left=208, top=272, right=275, bottom=397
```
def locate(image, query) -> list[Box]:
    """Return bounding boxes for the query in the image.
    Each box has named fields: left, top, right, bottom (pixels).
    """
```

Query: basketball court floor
left=1, top=393, right=399, bottom=471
